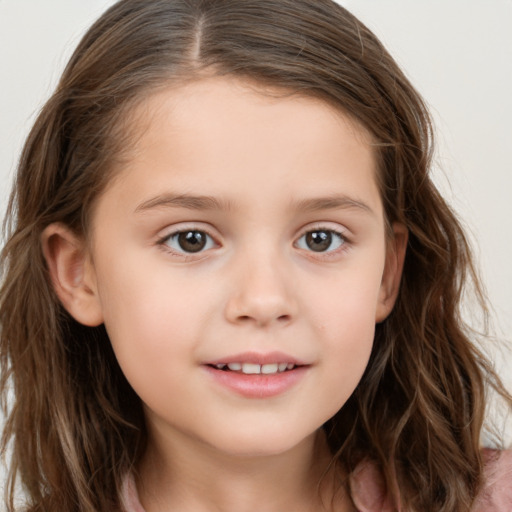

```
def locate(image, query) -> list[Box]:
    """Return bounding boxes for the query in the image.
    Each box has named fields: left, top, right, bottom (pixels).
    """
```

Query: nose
left=224, top=249, right=297, bottom=328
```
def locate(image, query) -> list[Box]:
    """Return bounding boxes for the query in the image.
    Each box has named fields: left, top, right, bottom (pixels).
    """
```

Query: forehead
left=125, top=76, right=373, bottom=155
left=98, top=76, right=381, bottom=217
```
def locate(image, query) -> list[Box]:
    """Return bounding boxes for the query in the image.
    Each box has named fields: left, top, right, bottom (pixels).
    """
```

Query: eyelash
left=157, top=226, right=350, bottom=259
left=157, top=228, right=218, bottom=259
left=294, top=227, right=349, bottom=258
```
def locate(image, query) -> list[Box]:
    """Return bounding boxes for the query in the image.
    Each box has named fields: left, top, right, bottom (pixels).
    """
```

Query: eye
left=296, top=229, right=346, bottom=253
left=162, top=230, right=216, bottom=254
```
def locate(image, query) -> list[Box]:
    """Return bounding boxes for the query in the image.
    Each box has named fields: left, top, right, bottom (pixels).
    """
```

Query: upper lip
left=205, top=351, right=308, bottom=366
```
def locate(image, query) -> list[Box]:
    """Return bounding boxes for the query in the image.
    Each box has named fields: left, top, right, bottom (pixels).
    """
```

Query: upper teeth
left=214, top=362, right=295, bottom=374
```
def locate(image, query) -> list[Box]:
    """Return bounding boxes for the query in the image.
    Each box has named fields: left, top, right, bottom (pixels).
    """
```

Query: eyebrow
left=134, top=192, right=374, bottom=216
left=293, top=195, right=375, bottom=215
left=135, top=194, right=235, bottom=213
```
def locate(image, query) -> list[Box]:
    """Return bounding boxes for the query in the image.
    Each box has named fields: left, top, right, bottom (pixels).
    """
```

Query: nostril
left=226, top=293, right=296, bottom=326
left=234, top=313, right=291, bottom=326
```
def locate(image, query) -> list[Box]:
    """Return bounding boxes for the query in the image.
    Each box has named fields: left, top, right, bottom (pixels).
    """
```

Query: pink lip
left=205, top=351, right=307, bottom=366
left=203, top=351, right=310, bottom=399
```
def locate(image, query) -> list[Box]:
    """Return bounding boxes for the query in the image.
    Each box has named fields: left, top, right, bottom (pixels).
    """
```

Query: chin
left=204, top=426, right=318, bottom=459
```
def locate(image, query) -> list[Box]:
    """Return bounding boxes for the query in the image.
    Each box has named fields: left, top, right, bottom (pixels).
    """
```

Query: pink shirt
left=121, top=450, right=512, bottom=512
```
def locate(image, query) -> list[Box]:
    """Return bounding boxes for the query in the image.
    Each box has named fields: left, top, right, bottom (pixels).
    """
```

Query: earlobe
left=375, top=223, right=408, bottom=323
left=41, top=223, right=104, bottom=327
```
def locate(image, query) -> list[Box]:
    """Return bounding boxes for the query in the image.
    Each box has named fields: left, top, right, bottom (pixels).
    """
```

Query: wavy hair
left=1, top=1, right=510, bottom=510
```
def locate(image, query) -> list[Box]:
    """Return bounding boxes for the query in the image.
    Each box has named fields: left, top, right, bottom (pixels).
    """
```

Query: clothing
left=121, top=449, right=512, bottom=512
left=349, top=449, right=512, bottom=512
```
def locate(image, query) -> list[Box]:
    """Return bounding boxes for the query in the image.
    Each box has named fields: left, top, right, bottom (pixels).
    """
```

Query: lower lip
left=204, top=366, right=308, bottom=398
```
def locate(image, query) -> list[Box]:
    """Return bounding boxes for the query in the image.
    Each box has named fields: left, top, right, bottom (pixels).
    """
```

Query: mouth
left=204, top=357, right=308, bottom=398
left=203, top=352, right=309, bottom=397
left=208, top=362, right=299, bottom=375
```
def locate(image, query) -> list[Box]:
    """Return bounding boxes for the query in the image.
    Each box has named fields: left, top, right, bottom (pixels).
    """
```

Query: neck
left=136, top=429, right=353, bottom=512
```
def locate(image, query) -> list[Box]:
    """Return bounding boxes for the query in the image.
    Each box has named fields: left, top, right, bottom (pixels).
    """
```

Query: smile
left=211, top=362, right=297, bottom=374
left=204, top=352, right=309, bottom=398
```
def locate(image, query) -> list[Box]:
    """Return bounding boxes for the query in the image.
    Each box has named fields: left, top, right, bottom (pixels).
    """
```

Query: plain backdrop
left=1, top=0, right=511, bottom=498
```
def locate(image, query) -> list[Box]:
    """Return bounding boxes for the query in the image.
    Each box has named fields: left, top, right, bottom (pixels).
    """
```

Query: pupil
left=306, top=231, right=331, bottom=252
left=178, top=231, right=206, bottom=253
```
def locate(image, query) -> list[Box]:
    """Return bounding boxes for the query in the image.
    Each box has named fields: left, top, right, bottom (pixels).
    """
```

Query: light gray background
left=1, top=0, right=511, bottom=499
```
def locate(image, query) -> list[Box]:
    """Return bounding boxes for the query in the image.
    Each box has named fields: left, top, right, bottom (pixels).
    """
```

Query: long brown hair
left=1, top=1, right=510, bottom=510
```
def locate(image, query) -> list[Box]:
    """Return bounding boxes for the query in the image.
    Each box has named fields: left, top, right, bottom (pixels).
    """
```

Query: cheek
left=307, top=267, right=382, bottom=400
left=101, top=292, right=201, bottom=416
left=322, top=299, right=376, bottom=387
left=93, top=257, right=203, bottom=391
left=310, top=262, right=383, bottom=338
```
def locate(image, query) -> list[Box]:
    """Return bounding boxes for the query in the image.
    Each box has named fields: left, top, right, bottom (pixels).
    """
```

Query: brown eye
left=306, top=231, right=331, bottom=252
left=178, top=231, right=207, bottom=252
left=164, top=230, right=214, bottom=253
left=297, top=230, right=345, bottom=253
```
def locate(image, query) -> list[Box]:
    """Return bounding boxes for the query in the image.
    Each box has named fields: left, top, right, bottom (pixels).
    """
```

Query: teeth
left=213, top=362, right=297, bottom=373
left=242, top=363, right=261, bottom=374
left=261, top=363, right=279, bottom=374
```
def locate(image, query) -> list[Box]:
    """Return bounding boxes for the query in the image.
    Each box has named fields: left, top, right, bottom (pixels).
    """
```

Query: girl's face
left=60, top=77, right=405, bottom=458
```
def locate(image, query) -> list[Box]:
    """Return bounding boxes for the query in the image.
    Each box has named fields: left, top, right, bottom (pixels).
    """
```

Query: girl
left=1, top=1, right=511, bottom=511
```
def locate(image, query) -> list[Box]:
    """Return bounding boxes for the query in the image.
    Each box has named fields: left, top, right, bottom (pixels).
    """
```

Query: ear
left=375, top=222, right=408, bottom=323
left=41, top=223, right=104, bottom=326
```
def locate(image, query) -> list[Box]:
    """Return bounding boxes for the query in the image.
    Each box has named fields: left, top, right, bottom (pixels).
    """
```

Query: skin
left=42, top=77, right=407, bottom=512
